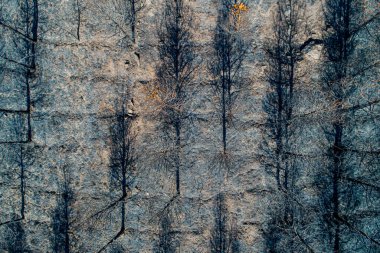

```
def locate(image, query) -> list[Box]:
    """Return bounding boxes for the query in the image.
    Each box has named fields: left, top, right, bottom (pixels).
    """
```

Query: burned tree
left=14, top=119, right=29, bottom=222
left=109, top=94, right=136, bottom=242
left=313, top=0, right=380, bottom=252
left=3, top=220, right=29, bottom=253
left=155, top=0, right=196, bottom=196
left=0, top=0, right=39, bottom=143
left=0, top=118, right=34, bottom=228
left=260, top=0, right=311, bottom=251
left=155, top=211, right=177, bottom=253
left=14, top=143, right=28, bottom=222
left=210, top=193, right=240, bottom=253
left=210, top=0, right=249, bottom=156
left=127, top=0, right=145, bottom=44
left=0, top=1, right=40, bottom=235
left=261, top=0, right=305, bottom=189
left=51, top=162, right=74, bottom=253
left=210, top=193, right=229, bottom=253
left=94, top=0, right=145, bottom=45
left=75, top=0, right=81, bottom=40
left=96, top=85, right=137, bottom=253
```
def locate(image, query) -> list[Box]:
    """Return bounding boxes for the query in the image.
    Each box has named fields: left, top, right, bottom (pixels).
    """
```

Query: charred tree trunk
left=25, top=0, right=38, bottom=142
left=101, top=84, right=136, bottom=252
left=52, top=163, right=73, bottom=253
left=210, top=193, right=228, bottom=253
left=175, top=119, right=181, bottom=195
left=155, top=211, right=176, bottom=253
left=0, top=0, right=39, bottom=142
left=126, top=0, right=144, bottom=44
left=318, top=0, right=380, bottom=251
left=261, top=0, right=306, bottom=251
left=130, top=0, right=136, bottom=43
left=76, top=0, right=81, bottom=41
left=19, top=145, right=26, bottom=220
left=322, top=1, right=350, bottom=251
left=4, top=221, right=28, bottom=253
left=210, top=193, right=240, bottom=253
left=156, top=0, right=196, bottom=196
left=211, top=0, right=248, bottom=155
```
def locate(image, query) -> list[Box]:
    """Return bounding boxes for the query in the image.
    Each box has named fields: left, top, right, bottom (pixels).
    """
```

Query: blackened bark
left=274, top=30, right=283, bottom=189
left=76, top=0, right=80, bottom=41
left=126, top=0, right=144, bottom=44
left=19, top=145, right=26, bottom=219
left=210, top=193, right=240, bottom=253
left=261, top=0, right=306, bottom=251
left=222, top=75, right=227, bottom=153
left=103, top=86, right=136, bottom=252
left=130, top=0, right=136, bottom=43
left=175, top=120, right=181, bottom=195
left=4, top=221, right=28, bottom=253
left=26, top=0, right=38, bottom=142
left=210, top=193, right=228, bottom=253
left=211, top=0, right=248, bottom=155
left=0, top=0, right=39, bottom=143
left=155, top=211, right=176, bottom=253
left=156, top=0, right=196, bottom=196
left=322, top=1, right=351, bottom=251
left=52, top=164, right=73, bottom=253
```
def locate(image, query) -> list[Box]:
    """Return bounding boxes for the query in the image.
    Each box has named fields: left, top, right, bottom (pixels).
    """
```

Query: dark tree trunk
left=175, top=120, right=181, bottom=195
left=261, top=1, right=306, bottom=251
left=64, top=190, right=70, bottom=253
left=130, top=0, right=136, bottom=43
left=156, top=0, right=196, bottom=197
left=212, top=0, right=248, bottom=156
left=25, top=0, right=38, bottom=142
left=19, top=146, right=25, bottom=219
left=222, top=74, right=227, bottom=153
left=76, top=0, right=80, bottom=41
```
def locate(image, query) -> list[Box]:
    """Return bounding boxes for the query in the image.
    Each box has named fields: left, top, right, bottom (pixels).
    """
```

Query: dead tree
left=3, top=220, right=29, bottom=253
left=96, top=86, right=137, bottom=253
left=51, top=162, right=74, bottom=253
left=155, top=0, right=196, bottom=196
left=210, top=193, right=240, bottom=253
left=75, top=0, right=81, bottom=40
left=0, top=0, right=39, bottom=143
left=110, top=99, right=134, bottom=234
left=127, top=0, right=145, bottom=44
left=0, top=118, right=34, bottom=228
left=315, top=0, right=380, bottom=252
left=260, top=0, right=310, bottom=251
left=94, top=0, right=144, bottom=45
left=0, top=1, right=39, bottom=232
left=109, top=97, right=135, bottom=241
left=262, top=0, right=305, bottom=189
left=155, top=211, right=177, bottom=253
left=14, top=118, right=28, bottom=222
left=16, top=144, right=27, bottom=221
left=210, top=193, right=229, bottom=253
left=210, top=0, right=249, bottom=156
